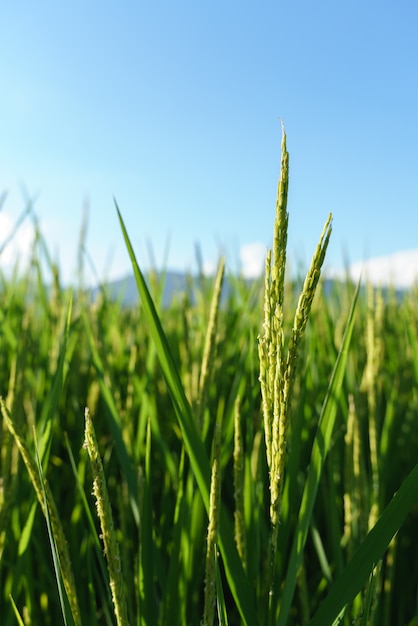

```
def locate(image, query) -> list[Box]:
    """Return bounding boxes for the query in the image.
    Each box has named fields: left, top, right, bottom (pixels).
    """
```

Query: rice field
left=1, top=128, right=418, bottom=625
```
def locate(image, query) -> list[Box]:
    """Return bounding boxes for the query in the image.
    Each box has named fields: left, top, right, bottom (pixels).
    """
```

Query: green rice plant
left=233, top=397, right=246, bottom=571
left=215, top=547, right=229, bottom=626
left=195, top=257, right=225, bottom=432
left=117, top=201, right=260, bottom=625
left=258, top=124, right=333, bottom=624
left=8, top=594, right=25, bottom=626
left=275, top=275, right=359, bottom=625
left=84, top=407, right=130, bottom=626
left=202, top=420, right=222, bottom=626
left=1, top=398, right=82, bottom=626
left=34, top=431, right=74, bottom=626
left=1, top=127, right=418, bottom=625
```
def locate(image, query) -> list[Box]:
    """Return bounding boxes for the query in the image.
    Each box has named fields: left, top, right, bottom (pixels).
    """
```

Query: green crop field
left=1, top=128, right=418, bottom=625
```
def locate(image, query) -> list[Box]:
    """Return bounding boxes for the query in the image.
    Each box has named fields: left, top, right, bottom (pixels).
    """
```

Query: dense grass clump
left=1, top=128, right=418, bottom=625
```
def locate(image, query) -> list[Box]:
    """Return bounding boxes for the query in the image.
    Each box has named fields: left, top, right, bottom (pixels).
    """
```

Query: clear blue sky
left=1, top=1, right=418, bottom=284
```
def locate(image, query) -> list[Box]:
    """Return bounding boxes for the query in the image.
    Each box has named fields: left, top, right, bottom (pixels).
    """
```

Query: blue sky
left=1, top=1, right=418, bottom=285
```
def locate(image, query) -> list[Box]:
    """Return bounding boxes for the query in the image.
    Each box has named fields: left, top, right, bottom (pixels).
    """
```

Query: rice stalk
left=233, top=397, right=247, bottom=571
left=361, top=284, right=384, bottom=530
left=202, top=420, right=222, bottom=626
left=84, top=407, right=130, bottom=626
left=196, top=257, right=225, bottom=431
left=1, top=398, right=82, bottom=626
left=258, top=124, right=332, bottom=621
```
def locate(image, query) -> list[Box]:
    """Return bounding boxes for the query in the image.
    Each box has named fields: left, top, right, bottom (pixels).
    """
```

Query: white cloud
left=201, top=242, right=266, bottom=279
left=202, top=259, right=217, bottom=276
left=0, top=212, right=35, bottom=274
left=330, top=249, right=418, bottom=289
left=239, top=242, right=266, bottom=279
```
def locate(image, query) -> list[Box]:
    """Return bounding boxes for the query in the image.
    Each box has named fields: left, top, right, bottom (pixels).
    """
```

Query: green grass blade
left=139, top=419, right=156, bottom=626
left=34, top=439, right=71, bottom=626
left=37, top=294, right=73, bottom=469
left=358, top=561, right=381, bottom=626
left=308, top=461, right=418, bottom=625
left=215, top=547, right=229, bottom=626
left=9, top=594, right=26, bottom=626
left=115, top=202, right=206, bottom=459
left=161, top=450, right=188, bottom=626
left=277, top=279, right=360, bottom=625
left=17, top=500, right=38, bottom=556
left=115, top=202, right=259, bottom=626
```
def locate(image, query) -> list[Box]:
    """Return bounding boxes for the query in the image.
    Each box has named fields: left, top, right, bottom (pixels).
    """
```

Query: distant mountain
left=90, top=270, right=241, bottom=308
left=89, top=265, right=410, bottom=311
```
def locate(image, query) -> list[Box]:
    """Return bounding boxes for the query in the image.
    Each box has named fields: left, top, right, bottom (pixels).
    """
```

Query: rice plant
left=0, top=126, right=417, bottom=625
